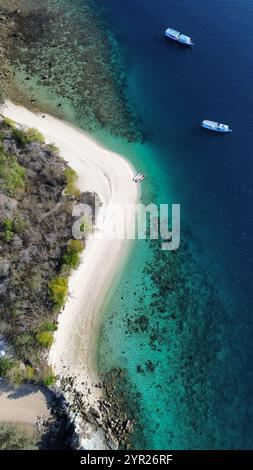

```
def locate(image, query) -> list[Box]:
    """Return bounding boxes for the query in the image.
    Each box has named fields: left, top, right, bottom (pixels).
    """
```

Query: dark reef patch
left=0, top=0, right=143, bottom=142
left=99, top=231, right=253, bottom=449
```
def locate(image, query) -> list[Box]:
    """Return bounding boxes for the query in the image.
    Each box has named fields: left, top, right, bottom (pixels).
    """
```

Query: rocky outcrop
left=60, top=375, right=134, bottom=450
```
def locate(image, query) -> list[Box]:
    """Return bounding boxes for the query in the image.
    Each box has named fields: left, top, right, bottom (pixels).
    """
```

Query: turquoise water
left=95, top=0, right=253, bottom=450
left=97, top=141, right=248, bottom=449
left=7, top=0, right=253, bottom=449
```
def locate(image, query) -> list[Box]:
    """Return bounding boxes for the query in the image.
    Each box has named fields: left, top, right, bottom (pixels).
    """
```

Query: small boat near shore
left=133, top=172, right=145, bottom=183
left=201, top=120, right=233, bottom=133
left=165, top=28, right=194, bottom=46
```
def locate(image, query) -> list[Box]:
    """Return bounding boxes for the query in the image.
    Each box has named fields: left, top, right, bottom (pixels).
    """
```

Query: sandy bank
left=1, top=100, right=138, bottom=449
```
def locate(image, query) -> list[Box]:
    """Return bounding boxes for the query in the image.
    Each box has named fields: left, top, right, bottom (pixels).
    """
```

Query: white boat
left=165, top=28, right=194, bottom=46
left=201, top=120, right=232, bottom=133
left=133, top=172, right=145, bottom=183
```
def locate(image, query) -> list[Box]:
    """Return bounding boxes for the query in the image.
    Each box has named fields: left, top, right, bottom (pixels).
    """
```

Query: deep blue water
left=96, top=0, right=253, bottom=301
left=94, top=0, right=253, bottom=448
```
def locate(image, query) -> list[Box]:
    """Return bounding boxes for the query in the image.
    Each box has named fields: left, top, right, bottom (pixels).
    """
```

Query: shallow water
left=5, top=0, right=253, bottom=449
left=5, top=0, right=141, bottom=141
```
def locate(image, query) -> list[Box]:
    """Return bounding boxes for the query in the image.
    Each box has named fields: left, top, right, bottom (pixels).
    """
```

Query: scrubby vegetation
left=0, top=357, right=13, bottom=377
left=49, top=276, right=69, bottom=312
left=0, top=147, right=26, bottom=196
left=64, top=167, right=80, bottom=196
left=42, top=370, right=57, bottom=387
left=0, top=116, right=97, bottom=388
left=61, top=239, right=84, bottom=272
left=0, top=357, right=36, bottom=387
left=2, top=117, right=16, bottom=128
left=2, top=218, right=14, bottom=242
left=41, top=322, right=58, bottom=332
left=12, top=127, right=45, bottom=147
left=46, top=143, right=60, bottom=154
left=36, top=331, right=54, bottom=348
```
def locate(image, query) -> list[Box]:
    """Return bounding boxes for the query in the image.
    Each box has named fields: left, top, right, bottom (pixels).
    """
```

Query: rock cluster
left=60, top=374, right=135, bottom=450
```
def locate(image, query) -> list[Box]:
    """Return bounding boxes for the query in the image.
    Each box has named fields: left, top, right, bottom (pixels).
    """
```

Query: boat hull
left=201, top=124, right=232, bottom=133
left=165, top=30, right=194, bottom=46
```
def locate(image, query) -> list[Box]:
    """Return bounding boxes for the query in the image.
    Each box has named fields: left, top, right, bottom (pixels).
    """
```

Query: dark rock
left=145, top=360, right=156, bottom=373
left=136, top=364, right=144, bottom=374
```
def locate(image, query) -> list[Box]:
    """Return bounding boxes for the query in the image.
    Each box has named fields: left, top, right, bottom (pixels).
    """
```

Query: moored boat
left=165, top=28, right=194, bottom=46
left=133, top=172, right=145, bottom=183
left=201, top=120, right=232, bottom=133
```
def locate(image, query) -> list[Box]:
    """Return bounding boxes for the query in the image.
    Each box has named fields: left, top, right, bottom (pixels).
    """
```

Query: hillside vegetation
left=0, top=116, right=98, bottom=387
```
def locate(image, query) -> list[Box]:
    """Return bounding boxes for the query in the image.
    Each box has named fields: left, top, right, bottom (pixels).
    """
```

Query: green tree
left=68, top=240, right=84, bottom=253
left=48, top=276, right=68, bottom=311
left=40, top=322, right=58, bottom=332
left=63, top=167, right=80, bottom=196
left=12, top=127, right=45, bottom=146
left=46, top=143, right=60, bottom=154
left=7, top=363, right=24, bottom=387
left=24, top=366, right=35, bottom=381
left=2, top=218, right=14, bottom=242
left=0, top=149, right=26, bottom=196
left=43, top=374, right=57, bottom=387
left=14, top=333, right=34, bottom=347
left=40, top=366, right=57, bottom=387
left=0, top=358, right=13, bottom=377
left=13, top=216, right=27, bottom=235
left=61, top=239, right=84, bottom=271
left=25, top=128, right=45, bottom=144
left=36, top=331, right=54, bottom=348
left=2, top=117, right=16, bottom=128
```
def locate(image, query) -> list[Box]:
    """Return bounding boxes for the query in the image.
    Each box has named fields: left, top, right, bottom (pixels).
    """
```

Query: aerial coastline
left=0, top=100, right=138, bottom=448
left=0, top=0, right=141, bottom=449
left=1, top=0, right=252, bottom=453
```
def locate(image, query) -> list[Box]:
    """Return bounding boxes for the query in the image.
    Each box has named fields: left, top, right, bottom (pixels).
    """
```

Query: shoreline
left=0, top=100, right=138, bottom=449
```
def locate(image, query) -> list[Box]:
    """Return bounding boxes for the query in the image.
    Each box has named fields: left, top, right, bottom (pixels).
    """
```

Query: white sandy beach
left=1, top=101, right=138, bottom=448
